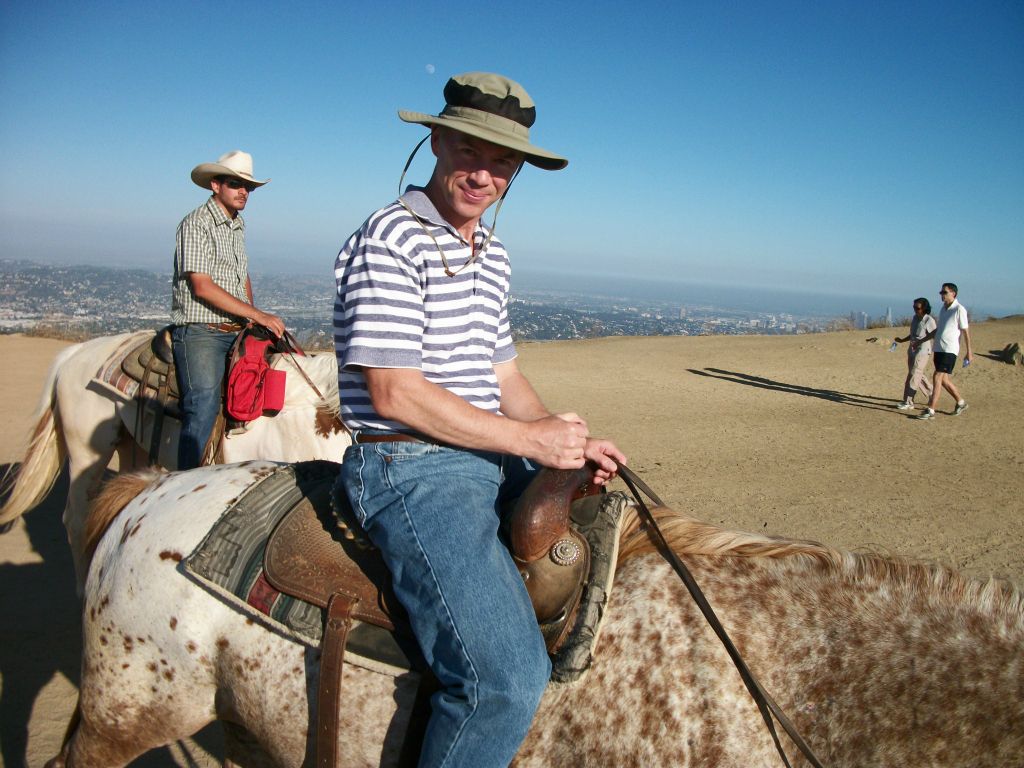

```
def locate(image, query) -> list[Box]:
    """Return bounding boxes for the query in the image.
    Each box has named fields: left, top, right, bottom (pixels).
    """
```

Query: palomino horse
left=0, top=332, right=349, bottom=588
left=50, top=461, right=1023, bottom=767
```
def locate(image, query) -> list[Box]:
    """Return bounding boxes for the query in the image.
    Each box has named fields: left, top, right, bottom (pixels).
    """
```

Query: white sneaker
left=953, top=401, right=968, bottom=416
left=914, top=409, right=936, bottom=420
left=896, top=401, right=914, bottom=410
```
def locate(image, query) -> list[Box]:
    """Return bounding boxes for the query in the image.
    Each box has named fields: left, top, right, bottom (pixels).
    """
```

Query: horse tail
left=0, top=343, right=77, bottom=529
left=83, top=469, right=164, bottom=566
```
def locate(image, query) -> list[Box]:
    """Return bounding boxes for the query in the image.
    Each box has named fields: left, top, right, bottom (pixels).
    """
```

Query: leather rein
left=616, top=465, right=826, bottom=768
left=273, top=330, right=351, bottom=437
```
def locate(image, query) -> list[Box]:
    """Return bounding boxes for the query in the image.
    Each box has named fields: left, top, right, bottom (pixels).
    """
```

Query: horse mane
left=271, top=352, right=340, bottom=416
left=616, top=502, right=1024, bottom=620
left=83, top=469, right=165, bottom=567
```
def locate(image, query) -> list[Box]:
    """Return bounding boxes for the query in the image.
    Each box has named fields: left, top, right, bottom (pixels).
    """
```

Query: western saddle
left=263, top=465, right=600, bottom=768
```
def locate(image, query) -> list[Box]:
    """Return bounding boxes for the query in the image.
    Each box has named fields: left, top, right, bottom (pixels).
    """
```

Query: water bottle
left=889, top=342, right=898, bottom=352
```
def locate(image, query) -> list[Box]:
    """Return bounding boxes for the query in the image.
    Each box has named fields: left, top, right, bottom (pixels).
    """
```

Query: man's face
left=210, top=176, right=255, bottom=217
left=428, top=127, right=523, bottom=231
left=939, top=286, right=956, bottom=306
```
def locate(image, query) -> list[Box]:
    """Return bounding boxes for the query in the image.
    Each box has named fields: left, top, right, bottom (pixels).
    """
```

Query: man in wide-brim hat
left=170, top=150, right=285, bottom=469
left=333, top=72, right=626, bottom=766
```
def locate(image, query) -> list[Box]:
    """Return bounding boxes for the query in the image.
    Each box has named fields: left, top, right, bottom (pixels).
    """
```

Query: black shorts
left=933, top=351, right=957, bottom=374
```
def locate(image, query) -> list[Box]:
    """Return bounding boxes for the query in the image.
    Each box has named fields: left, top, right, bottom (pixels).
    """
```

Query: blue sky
left=1, top=0, right=1021, bottom=315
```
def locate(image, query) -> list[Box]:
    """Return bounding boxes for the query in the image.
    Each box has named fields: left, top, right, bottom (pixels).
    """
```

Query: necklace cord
left=396, top=138, right=522, bottom=277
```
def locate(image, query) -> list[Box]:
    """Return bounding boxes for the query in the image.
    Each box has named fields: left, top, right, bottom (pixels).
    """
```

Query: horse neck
left=270, top=352, right=339, bottom=410
left=613, top=542, right=1024, bottom=660
left=526, top=550, right=1024, bottom=766
left=616, top=504, right=1024, bottom=628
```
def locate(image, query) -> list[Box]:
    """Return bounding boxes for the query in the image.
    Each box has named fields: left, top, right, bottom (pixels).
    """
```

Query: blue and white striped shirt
left=333, top=188, right=516, bottom=432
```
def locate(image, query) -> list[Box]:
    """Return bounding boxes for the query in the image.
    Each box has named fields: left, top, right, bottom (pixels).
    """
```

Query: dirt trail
left=2, top=318, right=1021, bottom=766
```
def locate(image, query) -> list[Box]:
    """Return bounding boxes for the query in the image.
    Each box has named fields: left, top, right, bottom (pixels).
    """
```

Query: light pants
left=903, top=348, right=933, bottom=402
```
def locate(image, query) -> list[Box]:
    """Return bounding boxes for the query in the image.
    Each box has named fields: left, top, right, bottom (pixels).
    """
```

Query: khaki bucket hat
left=190, top=150, right=270, bottom=190
left=399, top=72, right=568, bottom=171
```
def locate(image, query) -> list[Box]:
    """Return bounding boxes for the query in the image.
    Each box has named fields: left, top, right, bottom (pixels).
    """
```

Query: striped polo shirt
left=171, top=197, right=249, bottom=325
left=333, top=188, right=516, bottom=433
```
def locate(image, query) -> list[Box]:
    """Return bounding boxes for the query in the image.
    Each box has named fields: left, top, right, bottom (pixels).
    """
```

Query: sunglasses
left=940, top=290, right=951, bottom=296
left=222, top=178, right=256, bottom=192
left=913, top=305, right=924, bottom=311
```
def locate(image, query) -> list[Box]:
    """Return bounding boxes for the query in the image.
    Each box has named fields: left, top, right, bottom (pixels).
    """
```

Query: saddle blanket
left=92, top=330, right=159, bottom=401
left=184, top=460, right=416, bottom=676
left=183, top=460, right=629, bottom=684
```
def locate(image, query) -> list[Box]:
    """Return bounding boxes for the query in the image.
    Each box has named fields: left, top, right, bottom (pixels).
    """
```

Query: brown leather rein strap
left=616, top=465, right=826, bottom=768
left=275, top=329, right=351, bottom=436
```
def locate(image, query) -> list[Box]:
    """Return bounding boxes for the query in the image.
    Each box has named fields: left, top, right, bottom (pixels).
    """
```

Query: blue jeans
left=172, top=324, right=235, bottom=469
left=339, top=441, right=549, bottom=768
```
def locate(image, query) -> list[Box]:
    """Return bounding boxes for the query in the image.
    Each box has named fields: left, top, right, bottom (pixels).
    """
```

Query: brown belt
left=354, top=432, right=459, bottom=450
left=354, top=432, right=428, bottom=445
left=204, top=322, right=246, bottom=333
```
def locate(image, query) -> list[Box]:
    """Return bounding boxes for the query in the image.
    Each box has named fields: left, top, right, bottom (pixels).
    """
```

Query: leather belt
left=354, top=433, right=428, bottom=445
left=354, top=432, right=458, bottom=450
left=203, top=322, right=246, bottom=333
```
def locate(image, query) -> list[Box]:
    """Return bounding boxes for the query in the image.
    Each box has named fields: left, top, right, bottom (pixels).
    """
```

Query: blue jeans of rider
left=339, top=441, right=550, bottom=768
left=172, top=324, right=235, bottom=470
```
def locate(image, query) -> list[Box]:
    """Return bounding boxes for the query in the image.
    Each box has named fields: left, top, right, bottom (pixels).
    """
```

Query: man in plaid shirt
left=170, top=150, right=286, bottom=469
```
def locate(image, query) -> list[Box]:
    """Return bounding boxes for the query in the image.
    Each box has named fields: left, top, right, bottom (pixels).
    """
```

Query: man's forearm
left=496, top=365, right=550, bottom=422
left=363, top=366, right=593, bottom=472
left=365, top=368, right=536, bottom=454
left=187, top=272, right=285, bottom=336
left=192, top=279, right=258, bottom=320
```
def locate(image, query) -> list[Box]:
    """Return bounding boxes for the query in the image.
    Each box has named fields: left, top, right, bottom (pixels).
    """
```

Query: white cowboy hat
left=190, top=150, right=270, bottom=190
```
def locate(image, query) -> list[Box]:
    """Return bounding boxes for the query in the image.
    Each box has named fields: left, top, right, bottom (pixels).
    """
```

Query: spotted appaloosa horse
left=0, top=332, right=349, bottom=589
left=50, top=462, right=1024, bottom=767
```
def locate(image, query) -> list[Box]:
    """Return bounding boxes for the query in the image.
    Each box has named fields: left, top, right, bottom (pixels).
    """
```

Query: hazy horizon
left=4, top=256, right=1015, bottom=321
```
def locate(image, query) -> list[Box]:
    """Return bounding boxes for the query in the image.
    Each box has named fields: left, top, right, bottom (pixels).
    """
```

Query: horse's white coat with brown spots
left=54, top=464, right=1024, bottom=767
left=0, top=332, right=349, bottom=591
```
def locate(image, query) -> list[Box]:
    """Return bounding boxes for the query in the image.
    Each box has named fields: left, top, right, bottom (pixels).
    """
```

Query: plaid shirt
left=171, top=198, right=249, bottom=324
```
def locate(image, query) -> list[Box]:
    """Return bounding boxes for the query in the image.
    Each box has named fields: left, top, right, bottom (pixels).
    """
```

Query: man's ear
left=429, top=126, right=444, bottom=158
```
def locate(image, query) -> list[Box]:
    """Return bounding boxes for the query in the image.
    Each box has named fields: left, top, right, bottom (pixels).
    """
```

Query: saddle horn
left=508, top=466, right=596, bottom=649
left=509, top=465, right=595, bottom=562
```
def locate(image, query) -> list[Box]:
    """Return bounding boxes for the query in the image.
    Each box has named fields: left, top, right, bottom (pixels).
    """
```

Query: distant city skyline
left=1, top=1, right=1020, bottom=315
left=0, top=259, right=863, bottom=341
left=6, top=259, right=1005, bottom=337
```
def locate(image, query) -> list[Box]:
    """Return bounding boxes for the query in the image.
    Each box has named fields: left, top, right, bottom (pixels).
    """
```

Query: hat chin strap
left=396, top=137, right=523, bottom=277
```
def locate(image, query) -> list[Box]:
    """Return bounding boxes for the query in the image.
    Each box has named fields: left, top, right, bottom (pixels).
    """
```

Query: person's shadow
left=688, top=368, right=899, bottom=413
left=0, top=463, right=224, bottom=767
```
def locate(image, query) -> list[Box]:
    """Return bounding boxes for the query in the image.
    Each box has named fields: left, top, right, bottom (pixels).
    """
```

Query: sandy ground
left=2, top=317, right=1022, bottom=766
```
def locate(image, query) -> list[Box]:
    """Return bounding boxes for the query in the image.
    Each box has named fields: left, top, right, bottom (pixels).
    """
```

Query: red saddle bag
left=226, top=331, right=286, bottom=421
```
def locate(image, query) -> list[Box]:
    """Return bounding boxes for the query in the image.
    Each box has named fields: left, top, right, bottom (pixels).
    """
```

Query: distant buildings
left=0, top=260, right=877, bottom=342
left=849, top=311, right=870, bottom=330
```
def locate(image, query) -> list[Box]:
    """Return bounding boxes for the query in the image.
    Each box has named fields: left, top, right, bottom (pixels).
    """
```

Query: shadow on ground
left=688, top=368, right=899, bottom=413
left=0, top=463, right=223, bottom=767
